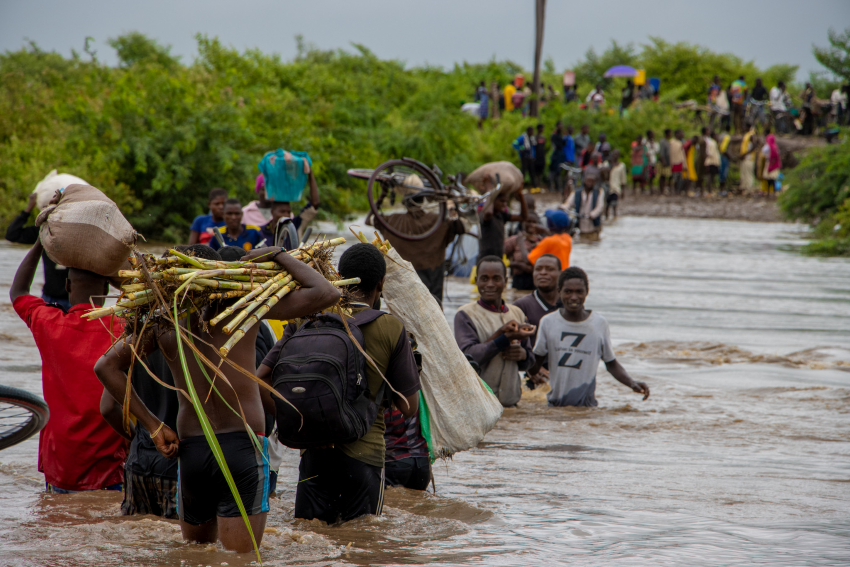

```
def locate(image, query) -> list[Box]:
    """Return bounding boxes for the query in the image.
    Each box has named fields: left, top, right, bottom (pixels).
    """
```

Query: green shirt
left=341, top=305, right=420, bottom=467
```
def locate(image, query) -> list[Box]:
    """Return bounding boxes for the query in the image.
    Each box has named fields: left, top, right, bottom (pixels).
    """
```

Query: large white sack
left=32, top=170, right=89, bottom=211
left=381, top=247, right=503, bottom=459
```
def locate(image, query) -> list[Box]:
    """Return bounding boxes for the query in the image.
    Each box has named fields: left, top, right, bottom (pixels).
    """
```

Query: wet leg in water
left=181, top=513, right=267, bottom=553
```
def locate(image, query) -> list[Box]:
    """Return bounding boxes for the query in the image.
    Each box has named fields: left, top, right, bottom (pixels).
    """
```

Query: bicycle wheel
left=367, top=158, right=447, bottom=242
left=0, top=385, right=49, bottom=451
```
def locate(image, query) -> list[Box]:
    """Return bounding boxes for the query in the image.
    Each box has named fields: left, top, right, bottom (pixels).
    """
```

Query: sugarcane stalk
left=191, top=278, right=263, bottom=291
left=119, top=270, right=164, bottom=279
left=208, top=290, right=250, bottom=300
left=85, top=294, right=155, bottom=319
left=199, top=260, right=280, bottom=270
left=209, top=272, right=289, bottom=326
left=221, top=275, right=294, bottom=334
left=220, top=282, right=298, bottom=356
left=175, top=268, right=281, bottom=281
left=168, top=249, right=207, bottom=269
left=333, top=278, right=361, bottom=287
left=124, top=289, right=155, bottom=301
left=122, top=282, right=148, bottom=292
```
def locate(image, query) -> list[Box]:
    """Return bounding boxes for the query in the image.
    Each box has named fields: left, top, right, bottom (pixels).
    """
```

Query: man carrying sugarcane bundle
left=95, top=244, right=340, bottom=553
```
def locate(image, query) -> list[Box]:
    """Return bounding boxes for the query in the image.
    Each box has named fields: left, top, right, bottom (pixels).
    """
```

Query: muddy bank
left=617, top=193, right=782, bottom=222
left=534, top=191, right=782, bottom=222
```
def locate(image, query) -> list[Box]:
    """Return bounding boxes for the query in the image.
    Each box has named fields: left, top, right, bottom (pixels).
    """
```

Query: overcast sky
left=1, top=0, right=847, bottom=80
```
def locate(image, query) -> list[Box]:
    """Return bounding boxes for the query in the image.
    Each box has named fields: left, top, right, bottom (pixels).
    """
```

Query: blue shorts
left=46, top=482, right=122, bottom=494
left=177, top=431, right=269, bottom=525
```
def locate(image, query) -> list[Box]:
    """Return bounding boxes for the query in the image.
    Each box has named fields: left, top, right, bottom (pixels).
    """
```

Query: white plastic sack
left=381, top=247, right=503, bottom=459
left=32, top=170, right=89, bottom=211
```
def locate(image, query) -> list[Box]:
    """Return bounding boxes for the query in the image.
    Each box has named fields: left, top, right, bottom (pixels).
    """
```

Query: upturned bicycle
left=347, top=157, right=498, bottom=241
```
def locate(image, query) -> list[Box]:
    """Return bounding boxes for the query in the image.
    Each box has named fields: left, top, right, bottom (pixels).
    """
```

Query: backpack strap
left=348, top=308, right=386, bottom=328
left=347, top=308, right=392, bottom=406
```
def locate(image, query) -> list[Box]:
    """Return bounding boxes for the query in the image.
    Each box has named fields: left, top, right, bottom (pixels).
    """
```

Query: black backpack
left=271, top=309, right=385, bottom=449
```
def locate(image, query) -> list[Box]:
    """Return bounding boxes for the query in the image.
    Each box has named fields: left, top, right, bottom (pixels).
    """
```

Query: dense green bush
left=0, top=33, right=815, bottom=241
left=779, top=133, right=850, bottom=256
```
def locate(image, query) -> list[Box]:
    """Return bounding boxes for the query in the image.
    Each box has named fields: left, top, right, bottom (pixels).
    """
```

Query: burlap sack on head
left=465, top=161, right=524, bottom=197
left=36, top=184, right=136, bottom=276
left=381, top=247, right=503, bottom=460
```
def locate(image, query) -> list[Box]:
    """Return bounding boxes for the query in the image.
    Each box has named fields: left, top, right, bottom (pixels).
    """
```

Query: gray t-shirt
left=532, top=311, right=615, bottom=407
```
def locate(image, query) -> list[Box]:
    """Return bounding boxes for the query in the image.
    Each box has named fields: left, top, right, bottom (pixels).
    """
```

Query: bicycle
left=347, top=157, right=499, bottom=241
left=745, top=99, right=769, bottom=132
left=0, top=385, right=49, bottom=451
left=559, top=164, right=583, bottom=200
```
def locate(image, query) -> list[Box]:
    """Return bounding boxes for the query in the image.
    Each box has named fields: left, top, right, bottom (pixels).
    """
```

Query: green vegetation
left=0, top=31, right=834, bottom=241
left=779, top=133, right=850, bottom=256
left=777, top=28, right=849, bottom=256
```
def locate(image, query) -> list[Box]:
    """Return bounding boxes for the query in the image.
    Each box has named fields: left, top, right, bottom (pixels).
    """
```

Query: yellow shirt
left=741, top=130, right=755, bottom=156
left=504, top=84, right=516, bottom=111
left=685, top=145, right=698, bottom=181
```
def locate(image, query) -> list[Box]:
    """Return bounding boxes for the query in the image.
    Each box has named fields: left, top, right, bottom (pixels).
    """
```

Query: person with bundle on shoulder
left=96, top=244, right=340, bottom=552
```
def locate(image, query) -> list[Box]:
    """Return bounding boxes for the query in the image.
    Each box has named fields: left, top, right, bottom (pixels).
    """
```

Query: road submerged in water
left=0, top=215, right=848, bottom=566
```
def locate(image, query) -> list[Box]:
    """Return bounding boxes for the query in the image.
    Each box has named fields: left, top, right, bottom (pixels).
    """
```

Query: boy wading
left=529, top=267, right=650, bottom=407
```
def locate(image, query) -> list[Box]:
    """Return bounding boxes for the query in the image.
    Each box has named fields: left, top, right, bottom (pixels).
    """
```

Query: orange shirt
left=527, top=233, right=572, bottom=269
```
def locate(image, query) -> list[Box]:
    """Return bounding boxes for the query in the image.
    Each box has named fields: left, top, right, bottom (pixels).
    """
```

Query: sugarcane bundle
left=85, top=237, right=358, bottom=356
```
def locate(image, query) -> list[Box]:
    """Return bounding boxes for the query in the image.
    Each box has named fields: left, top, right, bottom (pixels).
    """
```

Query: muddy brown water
left=1, top=216, right=848, bottom=566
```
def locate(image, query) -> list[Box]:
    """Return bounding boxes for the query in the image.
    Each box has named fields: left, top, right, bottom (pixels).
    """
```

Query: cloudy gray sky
left=1, top=0, right=847, bottom=79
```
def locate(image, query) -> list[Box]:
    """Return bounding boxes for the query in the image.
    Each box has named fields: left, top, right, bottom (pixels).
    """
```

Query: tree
left=813, top=27, right=850, bottom=81
left=107, top=32, right=179, bottom=69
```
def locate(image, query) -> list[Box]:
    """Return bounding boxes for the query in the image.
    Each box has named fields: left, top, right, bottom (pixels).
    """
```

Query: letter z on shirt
left=532, top=311, right=615, bottom=407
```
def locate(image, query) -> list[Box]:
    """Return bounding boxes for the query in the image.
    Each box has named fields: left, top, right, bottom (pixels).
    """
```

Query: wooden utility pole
left=530, top=0, right=546, bottom=117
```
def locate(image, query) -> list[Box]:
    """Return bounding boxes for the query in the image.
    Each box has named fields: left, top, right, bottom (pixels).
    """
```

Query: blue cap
left=544, top=209, right=571, bottom=230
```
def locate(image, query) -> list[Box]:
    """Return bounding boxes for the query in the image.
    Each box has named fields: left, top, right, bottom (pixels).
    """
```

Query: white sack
left=381, top=247, right=503, bottom=459
left=32, top=170, right=89, bottom=211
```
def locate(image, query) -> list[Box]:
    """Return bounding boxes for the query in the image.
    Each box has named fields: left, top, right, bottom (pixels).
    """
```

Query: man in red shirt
left=11, top=241, right=126, bottom=493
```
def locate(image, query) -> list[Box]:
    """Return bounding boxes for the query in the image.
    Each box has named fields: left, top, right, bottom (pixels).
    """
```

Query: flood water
left=1, top=216, right=849, bottom=566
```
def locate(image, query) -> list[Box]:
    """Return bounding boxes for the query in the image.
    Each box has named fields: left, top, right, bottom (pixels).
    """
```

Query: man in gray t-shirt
left=533, top=310, right=614, bottom=406
left=528, top=267, right=649, bottom=407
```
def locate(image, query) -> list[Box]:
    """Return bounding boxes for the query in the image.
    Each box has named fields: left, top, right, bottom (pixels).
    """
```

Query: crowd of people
left=513, top=121, right=786, bottom=201
left=6, top=153, right=655, bottom=555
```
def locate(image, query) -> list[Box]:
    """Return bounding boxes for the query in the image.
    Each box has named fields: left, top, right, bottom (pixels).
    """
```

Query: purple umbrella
left=603, top=65, right=638, bottom=78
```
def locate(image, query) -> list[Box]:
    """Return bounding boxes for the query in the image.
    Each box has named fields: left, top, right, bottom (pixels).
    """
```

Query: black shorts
left=177, top=431, right=270, bottom=525
left=385, top=456, right=431, bottom=491
left=122, top=471, right=178, bottom=519
left=606, top=193, right=619, bottom=204
left=295, top=448, right=384, bottom=524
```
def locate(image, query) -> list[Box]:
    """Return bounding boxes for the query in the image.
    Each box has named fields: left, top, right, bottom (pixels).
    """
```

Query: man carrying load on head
left=11, top=240, right=126, bottom=493
left=5, top=192, right=71, bottom=309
